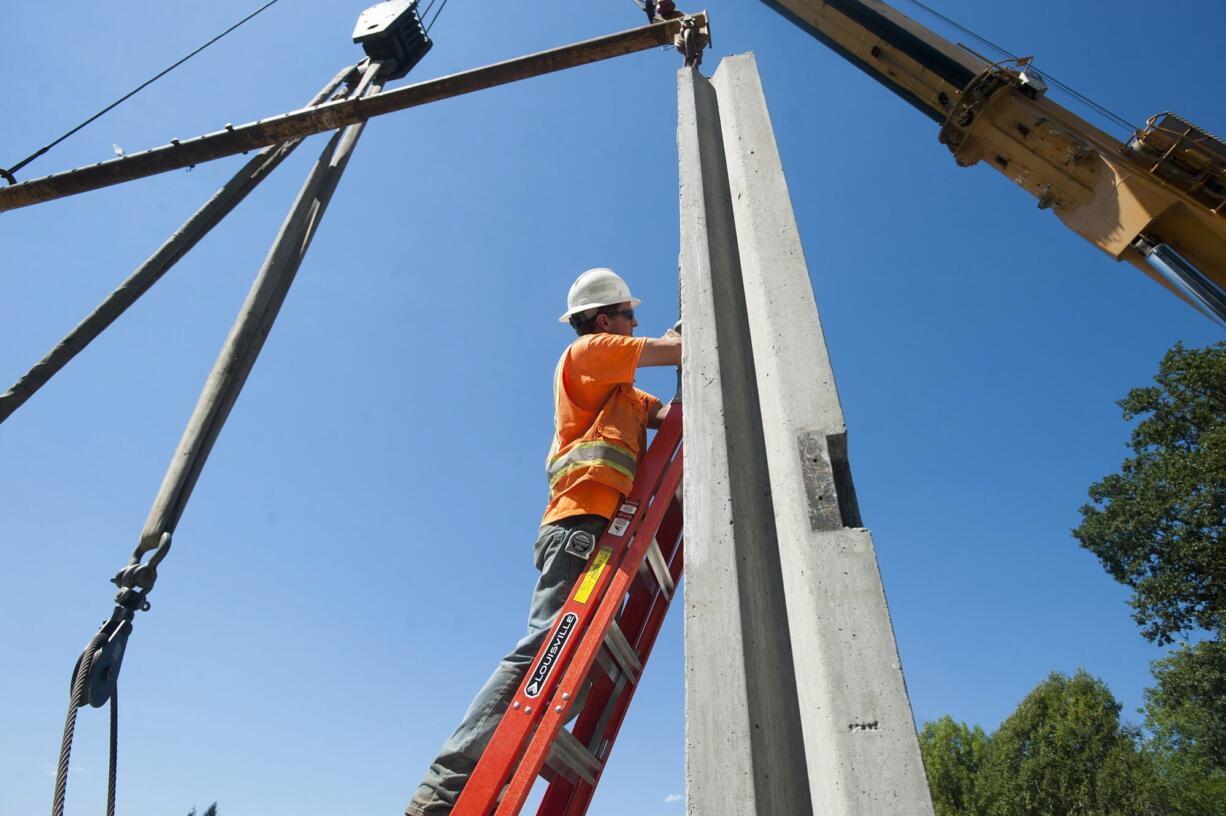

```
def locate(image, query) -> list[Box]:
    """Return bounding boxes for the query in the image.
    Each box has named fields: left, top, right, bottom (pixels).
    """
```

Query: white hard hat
left=558, top=267, right=641, bottom=323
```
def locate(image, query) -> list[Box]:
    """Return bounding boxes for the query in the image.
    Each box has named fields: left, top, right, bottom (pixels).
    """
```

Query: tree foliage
left=1073, top=341, right=1226, bottom=645
left=918, top=666, right=1226, bottom=815
left=974, top=671, right=1158, bottom=816
left=1145, top=639, right=1226, bottom=773
left=920, top=716, right=989, bottom=816
left=919, top=343, right=1226, bottom=814
left=1146, top=740, right=1226, bottom=816
left=1143, top=646, right=1226, bottom=816
left=1070, top=341, right=1226, bottom=811
left=1147, top=639, right=1226, bottom=763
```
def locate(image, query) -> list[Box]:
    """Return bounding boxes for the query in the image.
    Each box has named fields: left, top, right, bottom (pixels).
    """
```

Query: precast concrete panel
left=677, top=65, right=812, bottom=816
left=679, top=54, right=934, bottom=815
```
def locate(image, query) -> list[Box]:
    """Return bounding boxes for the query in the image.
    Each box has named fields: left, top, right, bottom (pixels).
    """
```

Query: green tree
left=1147, top=640, right=1226, bottom=765
left=1073, top=341, right=1226, bottom=645
left=919, top=715, right=989, bottom=816
left=1146, top=741, right=1226, bottom=816
left=1073, top=341, right=1226, bottom=809
left=1143, top=640, right=1226, bottom=814
left=976, top=670, right=1159, bottom=816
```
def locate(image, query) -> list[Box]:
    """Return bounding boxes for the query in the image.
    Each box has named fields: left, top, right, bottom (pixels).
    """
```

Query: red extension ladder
left=453, top=405, right=684, bottom=815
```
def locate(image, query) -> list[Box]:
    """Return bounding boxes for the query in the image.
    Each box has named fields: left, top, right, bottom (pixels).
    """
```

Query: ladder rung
left=546, top=727, right=602, bottom=786
left=585, top=672, right=630, bottom=757
left=603, top=621, right=642, bottom=684
left=594, top=643, right=618, bottom=680
left=642, top=537, right=674, bottom=599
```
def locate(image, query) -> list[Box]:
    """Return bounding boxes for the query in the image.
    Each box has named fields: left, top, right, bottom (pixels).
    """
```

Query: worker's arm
left=638, top=329, right=682, bottom=368
left=634, top=388, right=668, bottom=430
left=647, top=400, right=671, bottom=429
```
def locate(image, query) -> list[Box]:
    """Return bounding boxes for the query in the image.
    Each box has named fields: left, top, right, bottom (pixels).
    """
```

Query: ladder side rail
left=495, top=441, right=684, bottom=815
left=538, top=505, right=685, bottom=816
left=538, top=677, right=616, bottom=810
left=548, top=503, right=684, bottom=777
left=628, top=497, right=685, bottom=611
left=501, top=468, right=682, bottom=816
left=534, top=526, right=684, bottom=816
left=589, top=508, right=683, bottom=684
left=598, top=523, right=685, bottom=741
left=560, top=519, right=686, bottom=816
left=588, top=503, right=685, bottom=687
left=453, top=415, right=683, bottom=815
left=453, top=495, right=659, bottom=814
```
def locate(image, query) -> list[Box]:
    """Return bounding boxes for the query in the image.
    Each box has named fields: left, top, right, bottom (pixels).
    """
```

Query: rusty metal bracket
left=676, top=14, right=710, bottom=68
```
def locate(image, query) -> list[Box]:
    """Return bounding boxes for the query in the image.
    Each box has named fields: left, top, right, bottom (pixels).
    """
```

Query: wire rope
left=3, top=0, right=286, bottom=182
left=897, top=0, right=1140, bottom=133
left=425, top=0, right=451, bottom=34
left=107, top=690, right=118, bottom=816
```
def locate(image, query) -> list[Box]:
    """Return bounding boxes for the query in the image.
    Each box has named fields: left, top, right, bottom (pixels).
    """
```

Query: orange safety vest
left=543, top=335, right=656, bottom=525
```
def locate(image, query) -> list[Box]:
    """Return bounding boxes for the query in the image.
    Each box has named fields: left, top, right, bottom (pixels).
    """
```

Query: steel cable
left=4, top=0, right=286, bottom=182
left=425, top=0, right=451, bottom=34
left=897, top=0, right=1139, bottom=133
left=107, top=690, right=118, bottom=816
left=51, top=632, right=106, bottom=816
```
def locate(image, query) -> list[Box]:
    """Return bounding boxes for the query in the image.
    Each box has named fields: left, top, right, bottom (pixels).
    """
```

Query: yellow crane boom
left=760, top=0, right=1226, bottom=324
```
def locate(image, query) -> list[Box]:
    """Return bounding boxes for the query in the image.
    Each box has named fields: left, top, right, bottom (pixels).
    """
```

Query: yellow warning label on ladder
left=574, top=547, right=613, bottom=604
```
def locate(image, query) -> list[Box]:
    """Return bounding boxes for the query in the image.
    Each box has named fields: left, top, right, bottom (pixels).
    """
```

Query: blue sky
left=1, top=1, right=1222, bottom=814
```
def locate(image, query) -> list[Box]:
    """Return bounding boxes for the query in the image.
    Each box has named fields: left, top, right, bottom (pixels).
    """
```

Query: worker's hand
left=669, top=319, right=682, bottom=336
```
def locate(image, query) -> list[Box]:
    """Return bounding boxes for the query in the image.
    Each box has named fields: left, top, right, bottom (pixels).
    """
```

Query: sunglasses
left=604, top=308, right=635, bottom=321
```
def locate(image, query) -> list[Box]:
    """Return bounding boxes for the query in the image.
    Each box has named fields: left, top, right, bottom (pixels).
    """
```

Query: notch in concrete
left=798, top=430, right=862, bottom=531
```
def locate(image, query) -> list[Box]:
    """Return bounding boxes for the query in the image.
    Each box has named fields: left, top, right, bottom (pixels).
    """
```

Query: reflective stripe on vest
left=546, top=439, right=637, bottom=489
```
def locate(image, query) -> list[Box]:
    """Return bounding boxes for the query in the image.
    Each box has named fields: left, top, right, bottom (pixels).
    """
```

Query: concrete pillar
left=677, top=63, right=813, bottom=816
left=679, top=54, right=934, bottom=816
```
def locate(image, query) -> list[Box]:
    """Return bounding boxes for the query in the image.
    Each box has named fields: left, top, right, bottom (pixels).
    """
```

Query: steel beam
left=679, top=54, right=933, bottom=814
left=0, top=15, right=704, bottom=212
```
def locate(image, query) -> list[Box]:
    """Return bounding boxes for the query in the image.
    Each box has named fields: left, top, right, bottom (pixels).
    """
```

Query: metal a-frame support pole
left=138, top=59, right=384, bottom=553
left=49, top=59, right=387, bottom=816
left=678, top=53, right=934, bottom=815
left=0, top=63, right=362, bottom=425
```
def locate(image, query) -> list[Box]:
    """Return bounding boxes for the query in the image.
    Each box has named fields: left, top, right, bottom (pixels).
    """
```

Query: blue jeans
left=405, top=515, right=607, bottom=816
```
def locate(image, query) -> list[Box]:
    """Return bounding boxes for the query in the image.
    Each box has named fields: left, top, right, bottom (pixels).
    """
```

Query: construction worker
left=406, top=268, right=682, bottom=815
